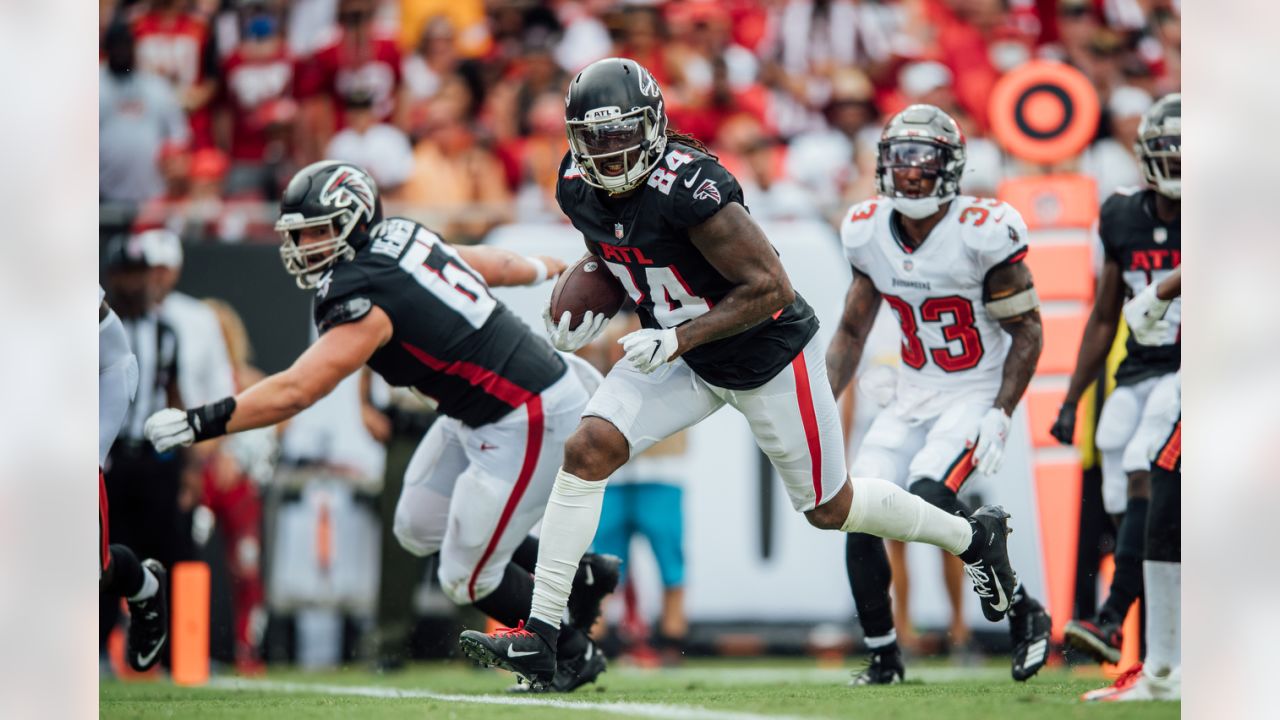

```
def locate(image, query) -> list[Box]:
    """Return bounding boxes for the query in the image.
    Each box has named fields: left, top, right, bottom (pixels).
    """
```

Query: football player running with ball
left=143, top=161, right=621, bottom=692
left=460, top=58, right=1026, bottom=691
left=1055, top=94, right=1181, bottom=665
left=829, top=105, right=1052, bottom=684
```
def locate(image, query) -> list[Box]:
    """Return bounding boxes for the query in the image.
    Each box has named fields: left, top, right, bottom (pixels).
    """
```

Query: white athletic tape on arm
left=526, top=256, right=549, bottom=285
left=985, top=287, right=1040, bottom=320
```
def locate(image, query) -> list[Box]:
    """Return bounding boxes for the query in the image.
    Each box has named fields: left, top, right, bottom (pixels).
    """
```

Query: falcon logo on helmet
left=275, top=161, right=383, bottom=289
left=875, top=104, right=967, bottom=220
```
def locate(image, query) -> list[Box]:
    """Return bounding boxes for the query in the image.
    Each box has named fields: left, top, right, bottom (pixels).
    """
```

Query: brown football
left=548, top=254, right=627, bottom=327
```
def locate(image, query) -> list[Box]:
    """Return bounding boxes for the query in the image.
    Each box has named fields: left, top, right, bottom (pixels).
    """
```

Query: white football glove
left=1123, top=283, right=1175, bottom=346
left=145, top=408, right=196, bottom=453
left=543, top=304, right=608, bottom=353
left=618, top=327, right=680, bottom=374
left=973, top=408, right=1012, bottom=476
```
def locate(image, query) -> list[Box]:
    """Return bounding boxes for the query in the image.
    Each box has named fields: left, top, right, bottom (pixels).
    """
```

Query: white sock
left=529, top=468, right=608, bottom=628
left=841, top=476, right=972, bottom=556
left=1143, top=560, right=1181, bottom=677
left=128, top=567, right=159, bottom=603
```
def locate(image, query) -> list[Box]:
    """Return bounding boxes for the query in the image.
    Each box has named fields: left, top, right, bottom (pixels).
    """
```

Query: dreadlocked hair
left=664, top=129, right=718, bottom=160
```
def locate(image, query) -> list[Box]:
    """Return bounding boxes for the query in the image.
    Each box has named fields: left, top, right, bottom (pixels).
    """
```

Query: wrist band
left=188, top=397, right=237, bottom=442
left=526, top=256, right=549, bottom=285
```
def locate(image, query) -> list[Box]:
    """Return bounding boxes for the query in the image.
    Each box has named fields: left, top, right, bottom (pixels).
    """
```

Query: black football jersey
left=313, top=217, right=566, bottom=427
left=555, top=142, right=818, bottom=390
left=1098, top=189, right=1181, bottom=385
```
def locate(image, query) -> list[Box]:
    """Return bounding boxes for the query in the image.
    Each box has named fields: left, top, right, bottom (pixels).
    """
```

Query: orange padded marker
left=171, top=561, right=210, bottom=686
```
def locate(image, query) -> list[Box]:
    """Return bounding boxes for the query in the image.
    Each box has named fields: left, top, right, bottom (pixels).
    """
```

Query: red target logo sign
left=989, top=61, right=1100, bottom=165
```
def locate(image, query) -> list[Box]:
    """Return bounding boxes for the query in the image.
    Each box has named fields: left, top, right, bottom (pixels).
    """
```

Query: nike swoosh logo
left=584, top=565, right=594, bottom=586
left=683, top=168, right=702, bottom=188
left=989, top=575, right=1010, bottom=613
left=480, top=443, right=497, bottom=451
left=134, top=631, right=167, bottom=668
left=507, top=646, right=540, bottom=658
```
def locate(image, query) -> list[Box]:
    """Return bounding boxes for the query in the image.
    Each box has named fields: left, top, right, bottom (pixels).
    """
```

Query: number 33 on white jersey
left=840, top=196, right=1031, bottom=396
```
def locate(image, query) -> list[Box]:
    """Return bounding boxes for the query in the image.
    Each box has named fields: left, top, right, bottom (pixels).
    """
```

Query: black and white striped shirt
left=117, top=312, right=180, bottom=445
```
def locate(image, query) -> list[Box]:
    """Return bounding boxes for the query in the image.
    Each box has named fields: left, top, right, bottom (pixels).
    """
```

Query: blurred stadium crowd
left=98, top=0, right=1181, bottom=675
left=101, top=0, right=1180, bottom=242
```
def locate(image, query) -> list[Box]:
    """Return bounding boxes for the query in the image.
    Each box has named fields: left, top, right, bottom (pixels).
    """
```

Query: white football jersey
left=840, top=196, right=1031, bottom=397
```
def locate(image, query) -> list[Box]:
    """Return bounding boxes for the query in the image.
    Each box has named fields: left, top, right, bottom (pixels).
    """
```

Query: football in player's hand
left=549, top=254, right=626, bottom=327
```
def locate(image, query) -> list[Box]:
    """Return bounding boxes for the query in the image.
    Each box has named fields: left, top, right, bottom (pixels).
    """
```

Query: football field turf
left=100, top=658, right=1179, bottom=719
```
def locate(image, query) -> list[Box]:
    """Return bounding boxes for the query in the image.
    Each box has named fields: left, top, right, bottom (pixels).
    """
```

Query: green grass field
left=100, top=658, right=1179, bottom=719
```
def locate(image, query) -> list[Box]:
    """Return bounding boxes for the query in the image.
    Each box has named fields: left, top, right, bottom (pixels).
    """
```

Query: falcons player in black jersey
left=143, top=161, right=620, bottom=692
left=459, top=58, right=1027, bottom=691
left=1051, top=94, right=1181, bottom=665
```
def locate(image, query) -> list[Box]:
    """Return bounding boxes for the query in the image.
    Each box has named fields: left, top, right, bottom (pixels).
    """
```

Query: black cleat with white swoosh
left=460, top=621, right=556, bottom=690
left=126, top=559, right=169, bottom=672
left=567, top=553, right=621, bottom=633
left=963, top=505, right=1019, bottom=622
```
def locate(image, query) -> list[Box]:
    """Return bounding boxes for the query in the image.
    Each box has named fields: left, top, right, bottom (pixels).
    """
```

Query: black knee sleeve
left=909, top=478, right=971, bottom=516
left=472, top=562, right=534, bottom=627
left=512, top=535, right=539, bottom=573
left=1145, top=465, right=1181, bottom=562
left=846, top=532, right=894, bottom=638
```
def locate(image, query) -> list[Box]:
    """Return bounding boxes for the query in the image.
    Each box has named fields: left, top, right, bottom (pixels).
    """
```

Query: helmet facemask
left=567, top=105, right=667, bottom=195
left=1137, top=127, right=1180, bottom=199
left=876, top=138, right=964, bottom=219
left=276, top=210, right=359, bottom=289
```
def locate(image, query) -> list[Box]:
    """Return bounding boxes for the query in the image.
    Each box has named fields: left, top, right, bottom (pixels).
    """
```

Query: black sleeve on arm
left=314, top=264, right=375, bottom=333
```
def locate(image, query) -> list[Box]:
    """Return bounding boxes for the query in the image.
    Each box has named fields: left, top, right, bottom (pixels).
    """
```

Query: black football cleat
left=460, top=621, right=556, bottom=690
left=126, top=559, right=169, bottom=672
left=510, top=639, right=608, bottom=693
left=849, top=646, right=905, bottom=686
left=567, top=553, right=621, bottom=633
left=1064, top=617, right=1123, bottom=664
left=964, top=506, right=1019, bottom=622
left=1009, top=596, right=1052, bottom=681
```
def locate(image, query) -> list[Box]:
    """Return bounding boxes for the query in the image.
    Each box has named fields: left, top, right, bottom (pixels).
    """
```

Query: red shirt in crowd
left=132, top=10, right=212, bottom=144
left=220, top=45, right=296, bottom=161
left=294, top=28, right=402, bottom=127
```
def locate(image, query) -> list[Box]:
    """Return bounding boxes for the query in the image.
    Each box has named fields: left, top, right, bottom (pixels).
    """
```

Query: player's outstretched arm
left=454, top=245, right=566, bottom=287
left=826, top=267, right=882, bottom=397
left=144, top=307, right=393, bottom=452
left=678, top=203, right=796, bottom=355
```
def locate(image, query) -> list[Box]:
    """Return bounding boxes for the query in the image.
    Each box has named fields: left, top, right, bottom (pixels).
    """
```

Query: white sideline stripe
left=205, top=677, right=825, bottom=720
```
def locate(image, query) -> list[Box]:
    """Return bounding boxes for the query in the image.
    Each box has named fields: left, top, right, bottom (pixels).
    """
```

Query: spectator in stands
left=717, top=115, right=819, bottom=221
left=129, top=0, right=218, bottom=147
left=786, top=68, right=880, bottom=210
left=295, top=0, right=403, bottom=162
left=553, top=0, right=613, bottom=73
left=401, top=16, right=460, bottom=132
left=509, top=91, right=571, bottom=223
left=216, top=0, right=298, bottom=198
left=325, top=87, right=414, bottom=192
left=398, top=0, right=492, bottom=60
left=394, top=75, right=511, bottom=242
left=101, top=21, right=192, bottom=205
left=1081, top=85, right=1153, bottom=201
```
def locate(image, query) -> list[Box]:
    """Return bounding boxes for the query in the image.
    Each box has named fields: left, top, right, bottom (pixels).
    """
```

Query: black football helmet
left=275, top=160, right=382, bottom=288
left=875, top=104, right=966, bottom=219
left=1136, top=93, right=1180, bottom=199
left=565, top=57, right=668, bottom=194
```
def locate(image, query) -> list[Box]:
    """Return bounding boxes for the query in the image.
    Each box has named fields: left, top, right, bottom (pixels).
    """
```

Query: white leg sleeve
left=841, top=475, right=972, bottom=556
left=529, top=468, right=607, bottom=628
left=1143, top=560, right=1181, bottom=677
